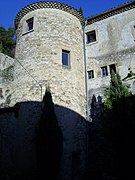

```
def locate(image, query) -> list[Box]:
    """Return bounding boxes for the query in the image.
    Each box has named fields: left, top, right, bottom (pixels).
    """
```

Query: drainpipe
left=82, top=19, right=89, bottom=121
left=82, top=19, right=90, bottom=171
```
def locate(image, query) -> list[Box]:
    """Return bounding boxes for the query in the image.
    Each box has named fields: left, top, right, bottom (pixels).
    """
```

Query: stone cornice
left=87, top=1, right=135, bottom=25
left=14, top=1, right=84, bottom=29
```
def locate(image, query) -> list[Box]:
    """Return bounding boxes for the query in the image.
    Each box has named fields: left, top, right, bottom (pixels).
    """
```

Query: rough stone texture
left=1, top=1, right=135, bottom=179
left=0, top=102, right=87, bottom=180
left=14, top=9, right=86, bottom=179
left=14, top=8, right=86, bottom=118
left=14, top=1, right=84, bottom=29
left=85, top=6, right=135, bottom=177
left=0, top=53, right=14, bottom=83
left=86, top=8, right=135, bottom=101
left=0, top=5, right=86, bottom=180
left=0, top=53, right=14, bottom=108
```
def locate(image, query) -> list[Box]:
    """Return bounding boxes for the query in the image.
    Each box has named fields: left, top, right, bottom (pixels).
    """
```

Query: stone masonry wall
left=86, top=7, right=135, bottom=100
left=2, top=1, right=135, bottom=179
left=14, top=8, right=86, bottom=118
left=0, top=53, right=14, bottom=108
left=0, top=5, right=87, bottom=180
left=85, top=7, right=135, bottom=177
left=0, top=53, right=14, bottom=83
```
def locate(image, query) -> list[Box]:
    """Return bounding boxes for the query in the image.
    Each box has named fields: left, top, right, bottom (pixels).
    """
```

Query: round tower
left=13, top=1, right=85, bottom=118
left=13, top=2, right=86, bottom=179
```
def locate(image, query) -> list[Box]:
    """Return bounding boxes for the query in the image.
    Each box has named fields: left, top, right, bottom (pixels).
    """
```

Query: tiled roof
left=87, top=1, right=135, bottom=25
left=14, top=1, right=84, bottom=29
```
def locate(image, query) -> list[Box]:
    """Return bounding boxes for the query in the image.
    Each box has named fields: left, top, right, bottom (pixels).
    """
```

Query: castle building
left=86, top=0, right=135, bottom=104
left=0, top=1, right=135, bottom=179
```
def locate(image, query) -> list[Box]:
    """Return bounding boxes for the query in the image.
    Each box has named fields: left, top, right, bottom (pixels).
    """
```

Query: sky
left=0, top=0, right=132, bottom=29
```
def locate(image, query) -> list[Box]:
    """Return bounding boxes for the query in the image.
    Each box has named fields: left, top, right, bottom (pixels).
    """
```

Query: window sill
left=88, top=78, right=94, bottom=80
left=86, top=41, right=98, bottom=46
left=62, top=65, right=71, bottom=69
left=22, top=29, right=34, bottom=36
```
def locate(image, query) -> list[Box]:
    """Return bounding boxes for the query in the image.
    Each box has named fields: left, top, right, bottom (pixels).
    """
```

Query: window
left=86, top=30, right=96, bottom=44
left=88, top=70, right=94, bottom=79
left=109, top=64, right=116, bottom=74
left=26, top=17, right=34, bottom=32
left=62, top=50, right=70, bottom=67
left=101, top=66, right=108, bottom=77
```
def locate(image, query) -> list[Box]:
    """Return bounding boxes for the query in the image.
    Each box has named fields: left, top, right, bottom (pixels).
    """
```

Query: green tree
left=0, top=26, right=16, bottom=57
left=104, top=70, right=131, bottom=109
left=79, top=6, right=85, bottom=25
left=102, top=71, right=135, bottom=179
left=35, top=86, right=63, bottom=180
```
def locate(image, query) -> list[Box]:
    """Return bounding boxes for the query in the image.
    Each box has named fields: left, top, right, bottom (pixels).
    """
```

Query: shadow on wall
left=0, top=92, right=88, bottom=180
left=88, top=93, right=135, bottom=180
left=88, top=94, right=110, bottom=174
left=102, top=95, right=135, bottom=180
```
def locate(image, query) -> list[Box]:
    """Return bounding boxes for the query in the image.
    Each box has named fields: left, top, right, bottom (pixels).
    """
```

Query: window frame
left=87, top=70, right=94, bottom=79
left=62, top=49, right=70, bottom=68
left=86, top=30, right=97, bottom=44
left=26, top=17, right=34, bottom=32
left=109, top=64, right=116, bottom=75
left=101, top=66, right=108, bottom=77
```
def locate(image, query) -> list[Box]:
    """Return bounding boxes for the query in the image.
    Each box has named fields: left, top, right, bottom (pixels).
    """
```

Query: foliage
left=0, top=26, right=16, bottom=57
left=35, top=86, right=63, bottom=179
left=102, top=71, right=135, bottom=179
left=104, top=70, right=131, bottom=109
left=79, top=6, right=85, bottom=25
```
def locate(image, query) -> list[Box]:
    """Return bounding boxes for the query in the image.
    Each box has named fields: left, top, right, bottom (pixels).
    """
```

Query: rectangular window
left=101, top=66, right=108, bottom=77
left=62, top=50, right=70, bottom=67
left=86, top=30, right=96, bottom=44
left=26, top=17, right=34, bottom=32
left=109, top=64, right=116, bottom=74
left=88, top=70, right=94, bottom=79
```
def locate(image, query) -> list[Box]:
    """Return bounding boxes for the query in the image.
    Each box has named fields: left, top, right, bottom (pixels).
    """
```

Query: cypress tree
left=104, top=70, right=131, bottom=109
left=36, top=86, right=63, bottom=180
left=102, top=71, right=135, bottom=179
left=79, top=6, right=85, bottom=25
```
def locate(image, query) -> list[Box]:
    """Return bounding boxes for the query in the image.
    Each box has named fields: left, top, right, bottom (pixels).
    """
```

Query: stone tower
left=14, top=1, right=86, bottom=117
left=9, top=1, right=86, bottom=179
